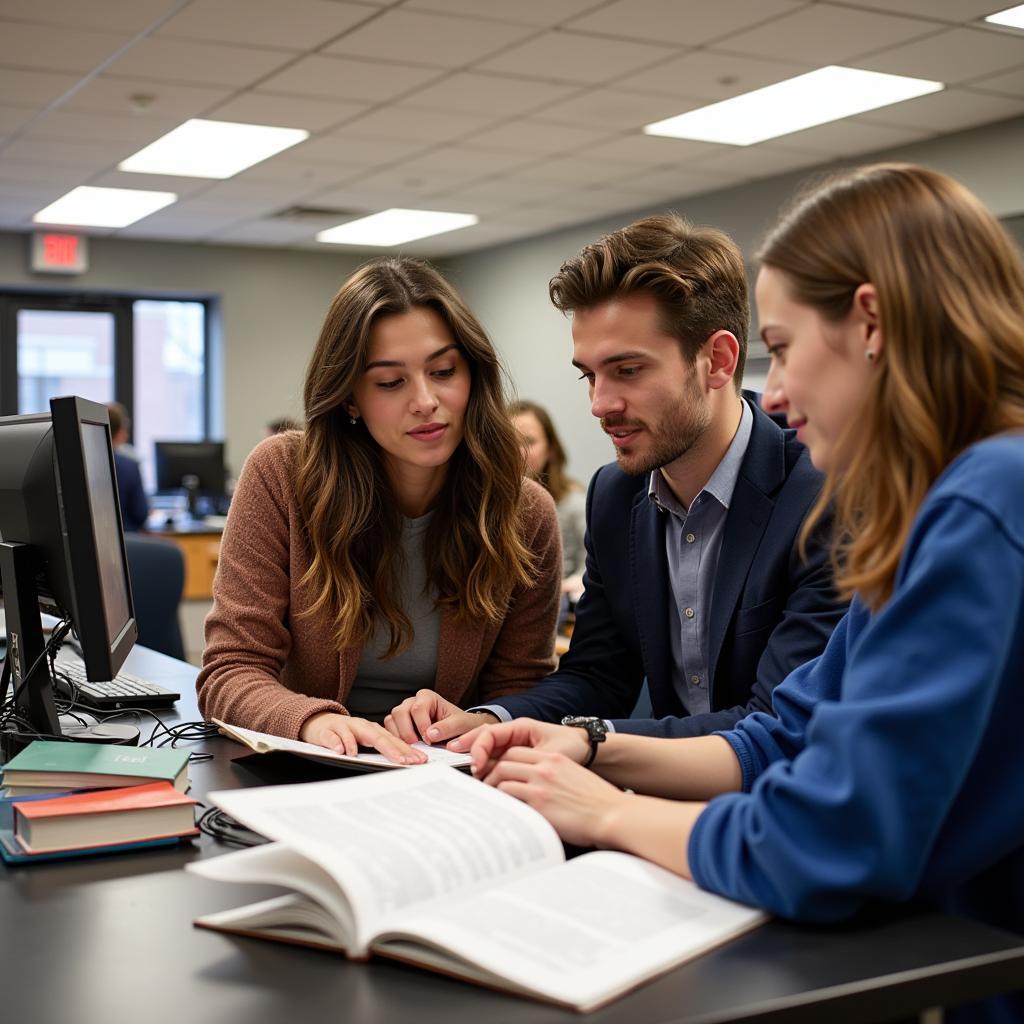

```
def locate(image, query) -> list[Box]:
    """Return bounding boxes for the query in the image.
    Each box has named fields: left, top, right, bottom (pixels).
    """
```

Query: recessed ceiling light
left=316, top=209, right=479, bottom=246
left=119, top=118, right=309, bottom=179
left=985, top=4, right=1024, bottom=29
left=643, top=66, right=943, bottom=146
left=33, top=186, right=177, bottom=228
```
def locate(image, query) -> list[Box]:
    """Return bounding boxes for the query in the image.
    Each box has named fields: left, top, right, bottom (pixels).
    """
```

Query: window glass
left=17, top=309, right=115, bottom=413
left=133, top=300, right=205, bottom=491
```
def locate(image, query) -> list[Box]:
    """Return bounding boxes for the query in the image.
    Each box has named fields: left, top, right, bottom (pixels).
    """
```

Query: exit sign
left=30, top=232, right=88, bottom=274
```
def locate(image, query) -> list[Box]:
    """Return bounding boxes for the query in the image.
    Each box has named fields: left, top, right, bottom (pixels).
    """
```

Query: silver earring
left=349, top=415, right=357, bottom=425
left=865, top=350, right=876, bottom=363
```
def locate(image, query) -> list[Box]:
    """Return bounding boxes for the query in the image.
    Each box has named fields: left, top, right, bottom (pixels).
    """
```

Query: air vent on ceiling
left=272, top=205, right=363, bottom=222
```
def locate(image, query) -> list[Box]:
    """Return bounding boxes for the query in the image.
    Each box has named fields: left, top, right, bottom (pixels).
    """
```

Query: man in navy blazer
left=385, top=214, right=846, bottom=743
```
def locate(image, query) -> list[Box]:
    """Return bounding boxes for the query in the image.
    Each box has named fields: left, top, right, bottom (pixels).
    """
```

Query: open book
left=213, top=719, right=471, bottom=772
left=187, top=766, right=766, bottom=1012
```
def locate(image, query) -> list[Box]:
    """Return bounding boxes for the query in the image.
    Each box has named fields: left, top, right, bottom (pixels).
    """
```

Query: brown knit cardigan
left=196, top=433, right=562, bottom=739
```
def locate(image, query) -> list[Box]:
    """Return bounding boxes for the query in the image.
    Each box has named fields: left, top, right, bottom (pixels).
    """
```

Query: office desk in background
left=146, top=519, right=224, bottom=599
left=1, top=645, right=1022, bottom=1024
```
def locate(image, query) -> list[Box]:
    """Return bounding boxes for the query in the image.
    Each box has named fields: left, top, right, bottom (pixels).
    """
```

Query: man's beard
left=604, top=382, right=711, bottom=476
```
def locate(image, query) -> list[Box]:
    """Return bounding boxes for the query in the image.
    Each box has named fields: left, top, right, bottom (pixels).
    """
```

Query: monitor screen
left=154, top=440, right=226, bottom=495
left=81, top=421, right=132, bottom=647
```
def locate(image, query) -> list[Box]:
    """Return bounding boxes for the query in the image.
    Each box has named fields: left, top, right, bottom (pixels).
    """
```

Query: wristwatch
left=561, top=715, right=608, bottom=768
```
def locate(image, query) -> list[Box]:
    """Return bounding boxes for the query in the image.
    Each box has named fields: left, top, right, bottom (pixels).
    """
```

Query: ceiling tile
left=101, top=37, right=296, bottom=88
left=158, top=0, right=378, bottom=50
left=0, top=19, right=133, bottom=73
left=342, top=145, right=540, bottom=192
left=0, top=160, right=92, bottom=187
left=341, top=105, right=493, bottom=144
left=207, top=91, right=367, bottom=132
left=231, top=155, right=370, bottom=190
left=408, top=72, right=579, bottom=116
left=606, top=164, right=736, bottom=202
left=617, top=50, right=812, bottom=101
left=771, top=116, right=934, bottom=155
left=324, top=9, right=536, bottom=67
left=24, top=110, right=180, bottom=145
left=1, top=135, right=133, bottom=170
left=834, top=1, right=1011, bottom=24
left=63, top=76, right=232, bottom=118
left=208, top=218, right=320, bottom=245
left=403, top=0, right=605, bottom=29
left=535, top=88, right=695, bottom=129
left=460, top=118, right=614, bottom=155
left=0, top=67, right=83, bottom=108
left=689, top=142, right=826, bottom=179
left=567, top=0, right=805, bottom=47
left=858, top=86, right=1024, bottom=132
left=716, top=4, right=940, bottom=64
left=855, top=27, right=1024, bottom=84
left=257, top=54, right=444, bottom=103
left=90, top=169, right=214, bottom=195
left=516, top=153, right=641, bottom=187
left=433, top=176, right=576, bottom=206
left=307, top=183, right=439, bottom=211
left=478, top=30, right=678, bottom=85
left=0, top=0, right=177, bottom=33
left=0, top=106, right=36, bottom=135
left=289, top=133, right=431, bottom=166
left=576, top=133, right=726, bottom=166
left=971, top=66, right=1024, bottom=98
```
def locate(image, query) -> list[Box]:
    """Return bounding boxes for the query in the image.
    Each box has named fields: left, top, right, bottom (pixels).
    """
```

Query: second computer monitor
left=154, top=440, right=226, bottom=496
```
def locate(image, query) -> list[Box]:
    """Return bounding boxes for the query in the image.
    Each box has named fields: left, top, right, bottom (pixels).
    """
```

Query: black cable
left=195, top=804, right=266, bottom=848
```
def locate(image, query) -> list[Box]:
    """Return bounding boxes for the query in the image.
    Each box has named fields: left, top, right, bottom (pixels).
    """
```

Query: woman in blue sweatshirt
left=461, top=163, right=1024, bottom=1023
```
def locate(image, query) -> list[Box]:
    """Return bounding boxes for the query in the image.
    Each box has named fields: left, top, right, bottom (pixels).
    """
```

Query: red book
left=14, top=781, right=198, bottom=854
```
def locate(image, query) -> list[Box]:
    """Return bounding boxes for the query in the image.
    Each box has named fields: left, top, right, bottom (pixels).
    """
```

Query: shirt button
left=684, top=607, right=695, bottom=619
left=691, top=675, right=701, bottom=686
left=686, top=533, right=696, bottom=544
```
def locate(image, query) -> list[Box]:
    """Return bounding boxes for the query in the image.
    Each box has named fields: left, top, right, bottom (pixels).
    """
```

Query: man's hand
left=383, top=689, right=498, bottom=744
left=459, top=718, right=590, bottom=780
left=299, top=711, right=426, bottom=765
left=479, top=745, right=628, bottom=849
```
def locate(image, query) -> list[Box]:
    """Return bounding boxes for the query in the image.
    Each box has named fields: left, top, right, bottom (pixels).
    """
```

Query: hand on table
left=300, top=711, right=427, bottom=765
left=456, top=717, right=590, bottom=777
left=383, top=689, right=498, bottom=745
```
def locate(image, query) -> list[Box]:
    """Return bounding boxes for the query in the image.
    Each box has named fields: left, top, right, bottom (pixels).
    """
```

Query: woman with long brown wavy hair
left=197, top=257, right=561, bottom=763
left=459, top=165, right=1024, bottom=1022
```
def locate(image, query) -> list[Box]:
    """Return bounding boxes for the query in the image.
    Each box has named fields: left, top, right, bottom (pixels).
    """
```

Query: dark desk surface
left=2, top=646, right=1023, bottom=1024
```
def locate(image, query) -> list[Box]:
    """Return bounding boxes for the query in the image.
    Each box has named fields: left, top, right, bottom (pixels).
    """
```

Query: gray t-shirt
left=345, top=512, right=441, bottom=723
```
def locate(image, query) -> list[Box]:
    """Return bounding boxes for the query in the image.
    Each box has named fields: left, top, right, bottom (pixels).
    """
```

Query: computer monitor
left=154, top=440, right=226, bottom=496
left=0, top=396, right=140, bottom=750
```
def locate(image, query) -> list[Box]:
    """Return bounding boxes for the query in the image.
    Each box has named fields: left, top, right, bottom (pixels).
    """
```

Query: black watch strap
left=561, top=716, right=608, bottom=768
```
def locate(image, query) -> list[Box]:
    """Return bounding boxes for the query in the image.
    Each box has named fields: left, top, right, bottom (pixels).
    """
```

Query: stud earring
left=865, top=350, right=877, bottom=363
left=349, top=415, right=357, bottom=425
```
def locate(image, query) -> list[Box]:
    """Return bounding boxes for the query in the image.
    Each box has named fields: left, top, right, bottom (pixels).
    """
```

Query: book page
left=374, top=850, right=767, bottom=1011
left=207, top=766, right=565, bottom=953
left=188, top=841, right=357, bottom=947
left=214, top=720, right=471, bottom=771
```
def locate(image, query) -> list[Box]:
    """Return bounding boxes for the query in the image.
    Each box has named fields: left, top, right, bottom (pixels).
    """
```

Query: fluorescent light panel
left=33, top=186, right=177, bottom=228
left=317, top=209, right=479, bottom=246
left=985, top=5, right=1024, bottom=29
left=119, top=118, right=309, bottom=179
left=644, top=66, right=943, bottom=146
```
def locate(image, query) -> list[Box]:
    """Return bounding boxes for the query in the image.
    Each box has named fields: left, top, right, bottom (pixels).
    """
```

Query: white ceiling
left=1, top=0, right=1023, bottom=257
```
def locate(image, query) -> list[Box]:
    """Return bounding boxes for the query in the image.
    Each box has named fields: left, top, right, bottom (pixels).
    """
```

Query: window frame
left=0, top=289, right=215, bottom=437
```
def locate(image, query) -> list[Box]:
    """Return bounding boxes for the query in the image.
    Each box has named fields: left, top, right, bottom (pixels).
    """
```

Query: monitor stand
left=0, top=542, right=139, bottom=755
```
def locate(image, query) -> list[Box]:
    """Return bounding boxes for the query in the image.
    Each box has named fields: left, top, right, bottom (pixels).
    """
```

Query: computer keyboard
left=56, top=661, right=181, bottom=710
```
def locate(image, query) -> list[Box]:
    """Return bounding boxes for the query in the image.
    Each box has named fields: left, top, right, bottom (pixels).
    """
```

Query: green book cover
left=2, top=741, right=189, bottom=788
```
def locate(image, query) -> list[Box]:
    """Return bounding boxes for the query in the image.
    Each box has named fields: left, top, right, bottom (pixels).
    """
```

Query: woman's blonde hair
left=509, top=399, right=580, bottom=504
left=759, top=163, right=1024, bottom=610
left=295, top=257, right=536, bottom=656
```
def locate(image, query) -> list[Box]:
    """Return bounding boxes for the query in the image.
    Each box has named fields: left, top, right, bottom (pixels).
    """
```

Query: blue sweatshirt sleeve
left=689, top=493, right=1024, bottom=922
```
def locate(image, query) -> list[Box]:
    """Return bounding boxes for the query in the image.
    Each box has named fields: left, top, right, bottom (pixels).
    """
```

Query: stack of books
left=0, top=741, right=197, bottom=863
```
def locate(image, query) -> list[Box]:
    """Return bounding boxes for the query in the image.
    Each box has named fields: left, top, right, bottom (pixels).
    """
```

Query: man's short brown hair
left=548, top=213, right=749, bottom=388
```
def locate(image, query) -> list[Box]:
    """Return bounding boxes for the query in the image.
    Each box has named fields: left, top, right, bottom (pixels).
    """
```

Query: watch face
left=561, top=715, right=600, bottom=728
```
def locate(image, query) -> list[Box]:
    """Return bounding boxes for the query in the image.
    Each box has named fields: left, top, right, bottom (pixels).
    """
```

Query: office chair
left=124, top=534, right=186, bottom=661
